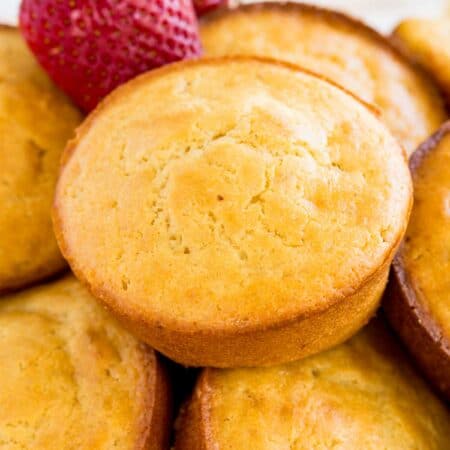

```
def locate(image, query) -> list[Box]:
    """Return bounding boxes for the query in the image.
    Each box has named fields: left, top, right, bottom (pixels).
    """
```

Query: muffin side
left=384, top=121, right=450, bottom=400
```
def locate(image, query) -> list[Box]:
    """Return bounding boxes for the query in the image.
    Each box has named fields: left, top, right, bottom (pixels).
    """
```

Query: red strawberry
left=20, top=0, right=202, bottom=112
left=193, top=0, right=227, bottom=17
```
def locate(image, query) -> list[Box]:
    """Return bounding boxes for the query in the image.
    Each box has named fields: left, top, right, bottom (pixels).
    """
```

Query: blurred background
left=1, top=1, right=449, bottom=31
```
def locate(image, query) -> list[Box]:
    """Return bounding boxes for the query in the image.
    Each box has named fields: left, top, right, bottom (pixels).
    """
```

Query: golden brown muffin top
left=202, top=320, right=450, bottom=450
left=200, top=3, right=447, bottom=155
left=394, top=18, right=450, bottom=102
left=55, top=58, right=411, bottom=331
left=0, top=27, right=82, bottom=292
left=402, top=124, right=450, bottom=338
left=0, top=276, right=159, bottom=449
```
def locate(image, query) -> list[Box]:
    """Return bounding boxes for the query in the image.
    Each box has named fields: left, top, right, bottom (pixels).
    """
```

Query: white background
left=0, top=0, right=449, bottom=31
left=0, top=1, right=18, bottom=25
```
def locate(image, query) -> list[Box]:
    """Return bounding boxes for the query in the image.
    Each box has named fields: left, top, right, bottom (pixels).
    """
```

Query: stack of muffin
left=1, top=3, right=449, bottom=449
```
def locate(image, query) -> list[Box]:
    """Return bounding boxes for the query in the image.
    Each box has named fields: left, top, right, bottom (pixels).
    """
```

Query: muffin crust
left=54, top=57, right=412, bottom=367
left=385, top=121, right=450, bottom=399
left=175, top=320, right=450, bottom=450
left=0, top=26, right=82, bottom=293
left=0, top=276, right=171, bottom=449
left=394, top=18, right=450, bottom=103
left=200, top=3, right=447, bottom=155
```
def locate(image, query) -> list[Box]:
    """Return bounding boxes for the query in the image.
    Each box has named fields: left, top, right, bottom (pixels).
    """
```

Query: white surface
left=0, top=0, right=19, bottom=25
left=0, top=0, right=449, bottom=31
left=301, top=0, right=449, bottom=31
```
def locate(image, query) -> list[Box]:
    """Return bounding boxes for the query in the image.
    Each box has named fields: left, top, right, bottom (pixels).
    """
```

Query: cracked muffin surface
left=0, top=26, right=81, bottom=292
left=0, top=26, right=82, bottom=293
left=200, top=3, right=447, bottom=156
left=175, top=320, right=450, bottom=450
left=0, top=275, right=170, bottom=450
left=54, top=58, right=412, bottom=367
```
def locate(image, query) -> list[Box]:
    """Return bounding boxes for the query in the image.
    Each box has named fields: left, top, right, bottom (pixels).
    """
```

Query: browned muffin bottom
left=0, top=26, right=82, bottom=293
left=384, top=121, right=450, bottom=400
left=175, top=319, right=450, bottom=450
left=200, top=3, right=447, bottom=155
left=0, top=275, right=171, bottom=449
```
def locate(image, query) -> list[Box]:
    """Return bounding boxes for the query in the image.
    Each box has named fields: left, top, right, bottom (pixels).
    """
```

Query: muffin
left=394, top=18, right=450, bottom=103
left=200, top=3, right=447, bottom=155
left=384, top=121, right=450, bottom=400
left=175, top=319, right=450, bottom=450
left=54, top=57, right=412, bottom=368
left=0, top=275, right=171, bottom=449
left=0, top=26, right=82, bottom=293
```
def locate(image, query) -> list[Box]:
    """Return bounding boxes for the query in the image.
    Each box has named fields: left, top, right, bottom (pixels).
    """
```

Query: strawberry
left=193, top=0, right=227, bottom=16
left=19, top=0, right=202, bottom=112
